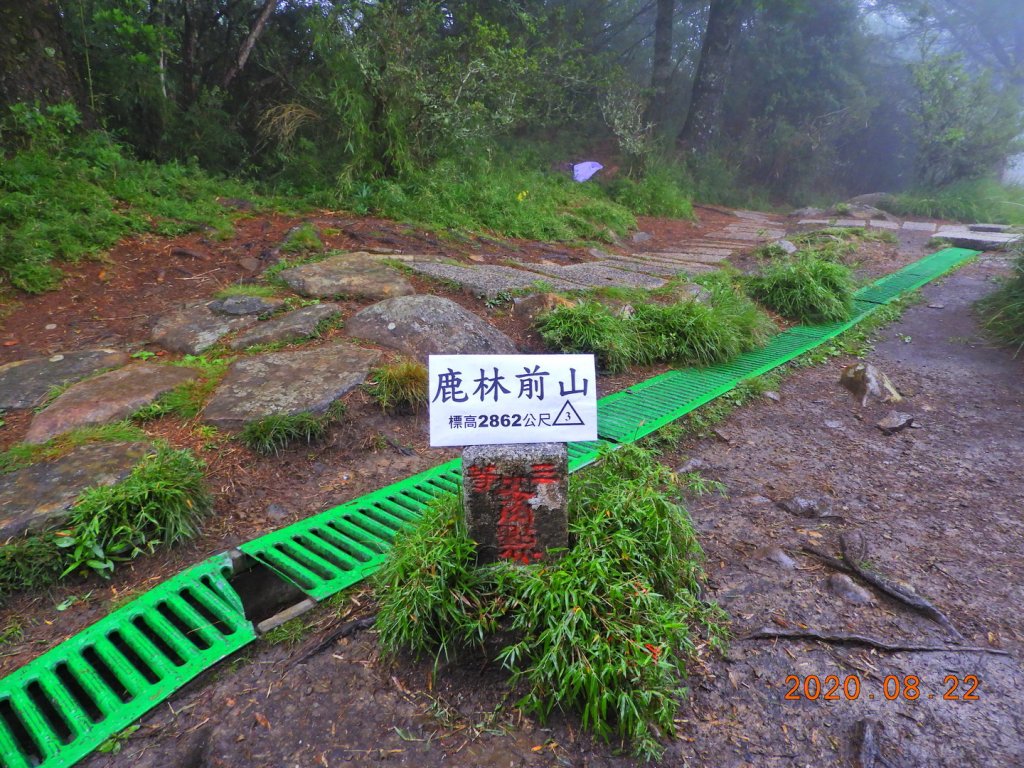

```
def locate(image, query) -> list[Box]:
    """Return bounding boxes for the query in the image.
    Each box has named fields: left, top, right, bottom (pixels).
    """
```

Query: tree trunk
left=221, top=0, right=280, bottom=90
left=645, top=0, right=675, bottom=128
left=0, top=0, right=84, bottom=112
left=677, top=0, right=747, bottom=153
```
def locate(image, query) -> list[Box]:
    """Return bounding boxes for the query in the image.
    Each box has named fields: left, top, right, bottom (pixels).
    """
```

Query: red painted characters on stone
left=465, top=463, right=559, bottom=564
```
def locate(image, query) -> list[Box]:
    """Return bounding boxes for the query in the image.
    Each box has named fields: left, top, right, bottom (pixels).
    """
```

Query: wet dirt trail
left=75, top=250, right=1024, bottom=768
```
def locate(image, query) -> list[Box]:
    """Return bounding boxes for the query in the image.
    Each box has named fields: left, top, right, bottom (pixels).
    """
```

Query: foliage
left=608, top=165, right=694, bottom=219
left=746, top=255, right=855, bottom=323
left=0, top=103, right=253, bottom=293
left=56, top=445, right=211, bottom=578
left=338, top=154, right=636, bottom=243
left=908, top=51, right=1023, bottom=187
left=366, top=360, right=429, bottom=414
left=883, top=178, right=1024, bottom=227
left=238, top=404, right=345, bottom=456
left=375, top=445, right=726, bottom=759
left=977, top=247, right=1024, bottom=355
left=538, top=279, right=774, bottom=372
left=0, top=444, right=211, bottom=595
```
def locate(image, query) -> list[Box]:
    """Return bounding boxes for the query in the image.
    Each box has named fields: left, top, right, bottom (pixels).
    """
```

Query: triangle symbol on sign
left=553, top=400, right=585, bottom=426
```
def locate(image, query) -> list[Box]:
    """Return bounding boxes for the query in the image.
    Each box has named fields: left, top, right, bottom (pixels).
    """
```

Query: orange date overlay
left=783, top=674, right=980, bottom=702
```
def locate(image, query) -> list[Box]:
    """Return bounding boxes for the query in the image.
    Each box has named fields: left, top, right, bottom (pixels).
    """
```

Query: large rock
left=228, top=304, right=342, bottom=350
left=933, top=227, right=1022, bottom=250
left=207, top=295, right=285, bottom=316
left=203, top=344, right=380, bottom=430
left=0, top=442, right=152, bottom=538
left=0, top=349, right=129, bottom=410
left=278, top=253, right=414, bottom=300
left=152, top=301, right=258, bottom=354
left=345, top=295, right=516, bottom=362
left=25, top=364, right=200, bottom=444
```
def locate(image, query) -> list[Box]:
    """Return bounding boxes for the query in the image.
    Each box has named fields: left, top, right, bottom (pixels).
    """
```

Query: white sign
left=429, top=354, right=597, bottom=447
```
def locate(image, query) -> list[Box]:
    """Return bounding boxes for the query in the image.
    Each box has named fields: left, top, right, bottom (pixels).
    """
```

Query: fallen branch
left=742, top=627, right=1009, bottom=655
left=801, top=531, right=964, bottom=640
left=292, top=615, right=376, bottom=667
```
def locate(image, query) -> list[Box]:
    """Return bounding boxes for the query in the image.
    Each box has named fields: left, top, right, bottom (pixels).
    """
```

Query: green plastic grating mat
left=856, top=248, right=979, bottom=304
left=238, top=460, right=462, bottom=601
left=0, top=245, right=983, bottom=768
left=0, top=554, right=253, bottom=768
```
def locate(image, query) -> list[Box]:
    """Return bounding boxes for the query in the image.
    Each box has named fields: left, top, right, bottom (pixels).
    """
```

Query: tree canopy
left=2, top=0, right=1022, bottom=203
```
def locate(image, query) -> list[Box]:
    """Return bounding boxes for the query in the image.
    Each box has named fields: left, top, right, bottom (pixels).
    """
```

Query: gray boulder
left=345, top=295, right=517, bottom=362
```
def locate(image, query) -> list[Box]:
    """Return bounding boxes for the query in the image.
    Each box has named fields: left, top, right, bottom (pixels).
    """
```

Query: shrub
left=746, top=254, right=855, bottom=323
left=375, top=445, right=726, bottom=760
left=366, top=360, right=429, bottom=413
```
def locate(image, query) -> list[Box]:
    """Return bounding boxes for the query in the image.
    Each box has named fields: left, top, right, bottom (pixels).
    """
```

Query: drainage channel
left=0, top=247, right=978, bottom=768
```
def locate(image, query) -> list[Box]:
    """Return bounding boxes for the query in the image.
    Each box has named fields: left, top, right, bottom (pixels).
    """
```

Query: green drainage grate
left=238, top=460, right=462, bottom=601
left=0, top=244, right=983, bottom=768
left=0, top=554, right=254, bottom=768
left=856, top=248, right=979, bottom=305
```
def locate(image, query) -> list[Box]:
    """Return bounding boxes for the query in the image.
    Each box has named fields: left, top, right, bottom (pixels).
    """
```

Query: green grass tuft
left=280, top=222, right=323, bottom=253
left=745, top=254, right=855, bottom=323
left=537, top=276, right=774, bottom=373
left=238, top=404, right=346, bottom=455
left=365, top=360, right=429, bottom=414
left=375, top=445, right=726, bottom=760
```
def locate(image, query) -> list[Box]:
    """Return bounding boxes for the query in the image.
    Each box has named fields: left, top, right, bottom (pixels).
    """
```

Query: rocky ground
left=1, top=202, right=1020, bottom=767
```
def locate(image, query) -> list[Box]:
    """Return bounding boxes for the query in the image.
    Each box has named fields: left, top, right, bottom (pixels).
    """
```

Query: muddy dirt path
left=74, top=250, right=1023, bottom=768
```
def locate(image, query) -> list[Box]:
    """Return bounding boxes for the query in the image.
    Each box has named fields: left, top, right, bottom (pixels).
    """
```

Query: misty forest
left=1, top=2, right=1024, bottom=767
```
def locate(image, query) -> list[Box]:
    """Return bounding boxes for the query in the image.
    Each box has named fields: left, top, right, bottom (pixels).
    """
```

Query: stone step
left=409, top=262, right=582, bottom=298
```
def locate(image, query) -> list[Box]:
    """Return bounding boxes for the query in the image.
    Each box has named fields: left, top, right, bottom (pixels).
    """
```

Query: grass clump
left=0, top=445, right=211, bottom=595
left=745, top=254, right=855, bottom=323
left=365, top=360, right=429, bottom=414
left=238, top=403, right=346, bottom=455
left=376, top=445, right=726, bottom=760
left=537, top=277, right=774, bottom=373
left=0, top=103, right=255, bottom=293
left=280, top=222, right=323, bottom=253
left=977, top=247, right=1024, bottom=355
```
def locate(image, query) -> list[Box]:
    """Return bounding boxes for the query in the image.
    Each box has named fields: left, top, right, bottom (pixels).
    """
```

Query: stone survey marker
left=428, top=354, right=597, bottom=447
left=462, top=443, right=568, bottom=564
